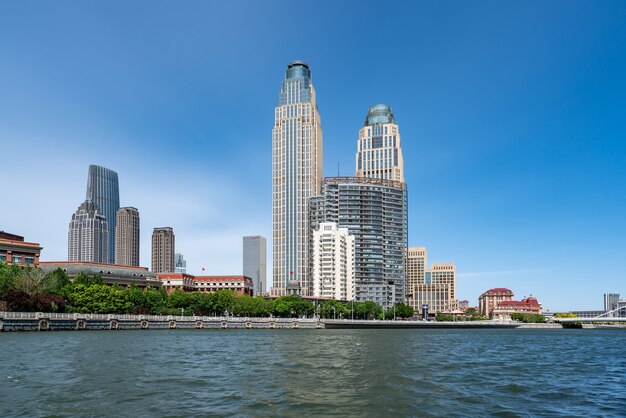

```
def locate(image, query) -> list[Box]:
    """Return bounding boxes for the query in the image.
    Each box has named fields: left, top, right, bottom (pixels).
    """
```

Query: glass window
left=0, top=253, right=6, bottom=261
left=13, top=255, right=21, bottom=263
left=25, top=257, right=35, bottom=265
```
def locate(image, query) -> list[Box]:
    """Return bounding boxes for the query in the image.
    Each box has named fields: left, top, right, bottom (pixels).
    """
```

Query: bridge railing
left=0, top=311, right=322, bottom=322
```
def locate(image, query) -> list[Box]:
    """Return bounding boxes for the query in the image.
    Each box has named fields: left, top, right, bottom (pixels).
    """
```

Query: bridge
left=554, top=305, right=626, bottom=323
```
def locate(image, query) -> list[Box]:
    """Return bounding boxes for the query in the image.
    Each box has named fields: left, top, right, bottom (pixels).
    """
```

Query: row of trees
left=0, top=262, right=414, bottom=318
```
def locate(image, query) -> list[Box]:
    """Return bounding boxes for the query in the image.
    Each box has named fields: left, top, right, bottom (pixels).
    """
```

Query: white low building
left=312, top=222, right=355, bottom=301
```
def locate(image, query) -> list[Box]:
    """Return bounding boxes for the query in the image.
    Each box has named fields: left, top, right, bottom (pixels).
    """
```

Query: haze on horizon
left=1, top=0, right=625, bottom=312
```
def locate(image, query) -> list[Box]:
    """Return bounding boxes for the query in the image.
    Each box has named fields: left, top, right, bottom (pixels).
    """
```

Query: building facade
left=40, top=261, right=160, bottom=289
left=243, top=235, right=267, bottom=296
left=151, top=227, right=175, bottom=274
left=156, top=273, right=254, bottom=296
left=272, top=61, right=323, bottom=296
left=406, top=246, right=427, bottom=308
left=85, top=165, right=119, bottom=264
left=68, top=199, right=109, bottom=263
left=174, top=253, right=187, bottom=274
left=0, top=232, right=42, bottom=266
left=492, top=296, right=542, bottom=320
left=310, top=176, right=407, bottom=309
left=115, top=207, right=140, bottom=266
left=311, top=222, right=355, bottom=301
left=407, top=248, right=457, bottom=316
left=478, top=288, right=514, bottom=318
left=355, top=104, right=404, bottom=182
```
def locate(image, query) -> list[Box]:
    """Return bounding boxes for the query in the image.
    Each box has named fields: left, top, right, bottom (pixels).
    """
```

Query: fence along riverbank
left=0, top=312, right=569, bottom=331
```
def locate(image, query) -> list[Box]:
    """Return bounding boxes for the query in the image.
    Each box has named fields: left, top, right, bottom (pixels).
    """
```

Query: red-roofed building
left=492, top=296, right=542, bottom=320
left=194, top=275, right=253, bottom=296
left=478, top=288, right=514, bottom=317
left=156, top=273, right=253, bottom=296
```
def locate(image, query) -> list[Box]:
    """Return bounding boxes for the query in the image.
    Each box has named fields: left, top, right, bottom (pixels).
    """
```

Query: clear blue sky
left=1, top=1, right=625, bottom=311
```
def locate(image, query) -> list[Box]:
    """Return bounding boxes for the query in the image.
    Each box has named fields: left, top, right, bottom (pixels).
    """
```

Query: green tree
left=0, top=261, right=22, bottom=293
left=320, top=300, right=348, bottom=319
left=66, top=284, right=131, bottom=314
left=41, top=268, right=71, bottom=295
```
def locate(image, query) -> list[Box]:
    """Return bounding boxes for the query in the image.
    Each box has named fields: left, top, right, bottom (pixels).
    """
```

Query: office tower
left=311, top=222, right=355, bottom=301
left=355, top=104, right=404, bottom=182
left=174, top=253, right=187, bottom=274
left=272, top=61, right=323, bottom=296
left=604, top=293, right=620, bottom=311
left=68, top=199, right=109, bottom=263
left=151, top=227, right=175, bottom=274
left=114, top=207, right=140, bottom=266
left=406, top=247, right=427, bottom=306
left=86, top=165, right=120, bottom=264
left=310, top=177, right=408, bottom=309
left=243, top=236, right=267, bottom=296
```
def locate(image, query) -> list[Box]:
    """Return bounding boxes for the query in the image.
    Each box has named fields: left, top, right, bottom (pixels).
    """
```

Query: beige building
left=407, top=247, right=457, bottom=316
left=151, top=227, right=175, bottom=274
left=311, top=222, right=355, bottom=301
left=355, top=104, right=404, bottom=183
left=272, top=61, right=323, bottom=296
left=478, top=288, right=514, bottom=318
left=115, top=207, right=140, bottom=266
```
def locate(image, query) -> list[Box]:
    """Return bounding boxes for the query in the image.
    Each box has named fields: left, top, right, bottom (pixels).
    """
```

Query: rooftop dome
left=364, top=104, right=396, bottom=126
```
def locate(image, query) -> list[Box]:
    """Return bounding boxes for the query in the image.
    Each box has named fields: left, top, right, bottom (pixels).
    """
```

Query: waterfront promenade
left=0, top=311, right=566, bottom=331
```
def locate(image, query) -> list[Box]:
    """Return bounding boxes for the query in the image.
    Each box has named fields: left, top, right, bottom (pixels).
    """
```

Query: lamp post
left=180, top=307, right=184, bottom=317
left=332, top=306, right=336, bottom=320
left=351, top=300, right=354, bottom=321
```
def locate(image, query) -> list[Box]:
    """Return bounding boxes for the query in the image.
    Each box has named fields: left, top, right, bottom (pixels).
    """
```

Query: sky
left=1, top=1, right=625, bottom=311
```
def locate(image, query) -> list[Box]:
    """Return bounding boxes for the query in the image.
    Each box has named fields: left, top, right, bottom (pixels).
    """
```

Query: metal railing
left=0, top=312, right=321, bottom=322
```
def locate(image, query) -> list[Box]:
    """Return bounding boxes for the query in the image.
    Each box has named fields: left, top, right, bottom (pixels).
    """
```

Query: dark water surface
left=1, top=329, right=625, bottom=417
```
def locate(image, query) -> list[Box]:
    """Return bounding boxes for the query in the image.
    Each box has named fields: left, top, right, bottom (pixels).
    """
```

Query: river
left=1, top=329, right=624, bottom=417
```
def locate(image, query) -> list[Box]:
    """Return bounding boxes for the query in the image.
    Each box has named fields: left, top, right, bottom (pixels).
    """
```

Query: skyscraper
left=309, top=177, right=408, bottom=309
left=86, top=165, right=120, bottom=264
left=174, top=253, right=187, bottom=273
left=68, top=199, right=109, bottom=263
left=356, top=104, right=404, bottom=182
left=272, top=61, right=323, bottom=296
left=243, top=236, right=267, bottom=295
left=115, top=207, right=140, bottom=266
left=151, top=227, right=175, bottom=274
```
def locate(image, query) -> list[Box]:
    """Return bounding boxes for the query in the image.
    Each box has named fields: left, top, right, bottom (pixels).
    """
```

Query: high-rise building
left=311, top=222, right=355, bottom=301
left=68, top=199, right=109, bottom=263
left=406, top=247, right=427, bottom=303
left=310, top=177, right=407, bottom=309
left=356, top=104, right=404, bottom=182
left=115, top=207, right=140, bottom=266
left=243, top=236, right=267, bottom=296
left=151, top=227, right=175, bottom=274
left=272, top=61, right=323, bottom=296
left=86, top=165, right=119, bottom=264
left=174, top=253, right=187, bottom=274
left=407, top=247, right=457, bottom=316
left=604, top=293, right=620, bottom=313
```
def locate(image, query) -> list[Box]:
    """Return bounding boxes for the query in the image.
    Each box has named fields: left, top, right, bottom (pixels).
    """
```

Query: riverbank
left=0, top=312, right=572, bottom=331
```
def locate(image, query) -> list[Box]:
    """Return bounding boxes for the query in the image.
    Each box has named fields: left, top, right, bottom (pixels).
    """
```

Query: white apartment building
left=68, top=199, right=109, bottom=263
left=312, top=222, right=355, bottom=301
left=272, top=61, right=323, bottom=296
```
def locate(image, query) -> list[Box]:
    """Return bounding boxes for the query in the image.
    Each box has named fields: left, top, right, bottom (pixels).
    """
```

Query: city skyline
left=2, top=1, right=626, bottom=310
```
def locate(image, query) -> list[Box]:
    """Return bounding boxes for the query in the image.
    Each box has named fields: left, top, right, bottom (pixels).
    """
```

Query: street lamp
left=332, top=306, right=336, bottom=320
left=180, top=307, right=184, bottom=317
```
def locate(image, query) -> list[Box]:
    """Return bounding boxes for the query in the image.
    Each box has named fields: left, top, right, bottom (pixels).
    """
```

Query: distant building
left=151, top=227, right=175, bottom=273
left=0, top=232, right=42, bottom=266
left=413, top=263, right=457, bottom=316
left=243, top=236, right=266, bottom=295
left=68, top=199, right=109, bottom=263
left=311, top=222, right=355, bottom=301
left=407, top=247, right=457, bottom=316
left=40, top=261, right=160, bottom=289
left=457, top=300, right=470, bottom=311
left=174, top=253, right=187, bottom=274
left=355, top=104, right=404, bottom=182
left=86, top=165, right=119, bottom=264
left=309, top=176, right=407, bottom=310
left=115, top=207, right=140, bottom=267
left=604, top=293, right=620, bottom=313
left=156, top=273, right=253, bottom=296
left=478, top=288, right=514, bottom=318
left=492, top=296, right=542, bottom=320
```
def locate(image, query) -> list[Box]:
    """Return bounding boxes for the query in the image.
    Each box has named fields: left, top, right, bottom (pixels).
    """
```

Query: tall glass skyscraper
left=356, top=104, right=404, bottom=182
left=272, top=61, right=323, bottom=296
left=243, top=236, right=267, bottom=296
left=86, top=165, right=120, bottom=264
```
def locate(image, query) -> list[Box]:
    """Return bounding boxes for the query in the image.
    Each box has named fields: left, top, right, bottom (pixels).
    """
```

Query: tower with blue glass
left=86, top=165, right=120, bottom=264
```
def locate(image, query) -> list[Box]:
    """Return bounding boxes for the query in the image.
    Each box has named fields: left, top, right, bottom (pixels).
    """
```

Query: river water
left=1, top=329, right=625, bottom=417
